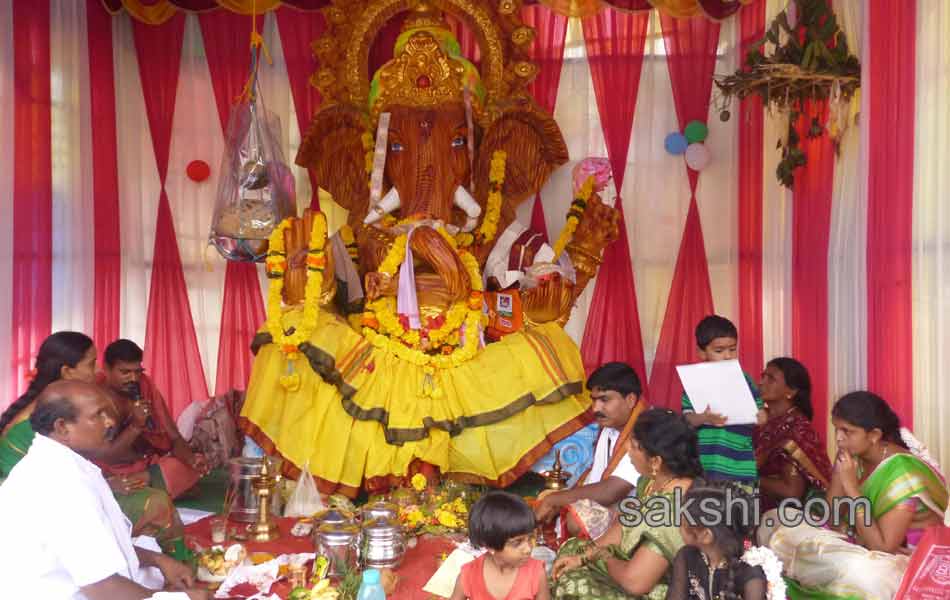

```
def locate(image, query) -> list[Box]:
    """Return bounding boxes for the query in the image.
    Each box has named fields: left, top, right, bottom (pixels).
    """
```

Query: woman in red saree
left=753, top=357, right=832, bottom=513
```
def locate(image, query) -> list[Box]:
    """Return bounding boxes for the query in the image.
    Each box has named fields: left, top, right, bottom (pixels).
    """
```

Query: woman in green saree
left=0, top=332, right=183, bottom=550
left=550, top=409, right=703, bottom=599
left=763, top=391, right=948, bottom=600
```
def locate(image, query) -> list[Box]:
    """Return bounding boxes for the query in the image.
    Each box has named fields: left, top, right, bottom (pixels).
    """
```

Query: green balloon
left=684, top=120, right=708, bottom=143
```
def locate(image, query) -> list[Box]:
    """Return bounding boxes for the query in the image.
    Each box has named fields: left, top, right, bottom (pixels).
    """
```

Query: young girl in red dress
left=450, top=491, right=550, bottom=600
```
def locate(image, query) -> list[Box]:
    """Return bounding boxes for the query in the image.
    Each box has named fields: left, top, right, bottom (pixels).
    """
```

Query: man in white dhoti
left=533, top=362, right=645, bottom=540
left=0, top=380, right=208, bottom=600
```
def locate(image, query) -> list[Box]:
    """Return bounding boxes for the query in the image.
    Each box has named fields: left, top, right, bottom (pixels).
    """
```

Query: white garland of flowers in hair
left=740, top=546, right=787, bottom=600
left=899, top=427, right=944, bottom=478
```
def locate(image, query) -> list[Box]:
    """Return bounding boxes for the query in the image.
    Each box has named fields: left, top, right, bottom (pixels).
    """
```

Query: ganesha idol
left=240, top=0, right=620, bottom=497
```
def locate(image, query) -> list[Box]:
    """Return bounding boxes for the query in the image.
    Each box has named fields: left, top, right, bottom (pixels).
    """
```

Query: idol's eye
left=451, top=136, right=466, bottom=148
left=390, top=142, right=404, bottom=153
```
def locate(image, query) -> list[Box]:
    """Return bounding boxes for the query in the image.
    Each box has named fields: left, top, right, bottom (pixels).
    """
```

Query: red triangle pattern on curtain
left=133, top=14, right=209, bottom=417
left=792, top=100, right=834, bottom=442
left=523, top=4, right=568, bottom=241
left=648, top=15, right=720, bottom=410
left=579, top=8, right=649, bottom=384
left=275, top=7, right=326, bottom=210
left=88, top=0, right=122, bottom=355
left=199, top=11, right=267, bottom=396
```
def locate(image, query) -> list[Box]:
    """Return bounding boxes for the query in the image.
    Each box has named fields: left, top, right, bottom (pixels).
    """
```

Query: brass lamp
left=248, top=456, right=281, bottom=542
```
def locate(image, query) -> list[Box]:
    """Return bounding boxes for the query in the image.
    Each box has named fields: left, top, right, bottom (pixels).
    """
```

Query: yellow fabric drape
left=114, top=0, right=756, bottom=25
left=217, top=0, right=282, bottom=15
left=119, top=0, right=179, bottom=25
left=537, top=0, right=604, bottom=18
left=115, top=0, right=282, bottom=25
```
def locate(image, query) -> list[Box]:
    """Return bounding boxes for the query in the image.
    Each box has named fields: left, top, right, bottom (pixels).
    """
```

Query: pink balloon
left=684, top=143, right=711, bottom=171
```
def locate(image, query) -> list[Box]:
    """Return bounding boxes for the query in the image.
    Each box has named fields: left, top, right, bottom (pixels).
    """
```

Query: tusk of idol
left=453, top=186, right=482, bottom=232
left=363, top=187, right=401, bottom=225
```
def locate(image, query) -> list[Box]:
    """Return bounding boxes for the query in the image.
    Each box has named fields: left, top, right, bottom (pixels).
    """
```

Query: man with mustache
left=534, top=362, right=647, bottom=540
left=97, top=339, right=208, bottom=501
left=0, top=380, right=209, bottom=600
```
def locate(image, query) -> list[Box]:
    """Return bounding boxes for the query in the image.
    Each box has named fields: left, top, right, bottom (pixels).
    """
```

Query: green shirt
left=681, top=371, right=762, bottom=483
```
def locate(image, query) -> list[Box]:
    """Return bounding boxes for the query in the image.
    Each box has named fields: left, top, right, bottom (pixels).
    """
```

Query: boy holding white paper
left=681, top=316, right=764, bottom=486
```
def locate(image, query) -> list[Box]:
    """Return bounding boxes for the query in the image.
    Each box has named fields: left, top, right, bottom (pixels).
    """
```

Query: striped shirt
left=681, top=371, right=763, bottom=483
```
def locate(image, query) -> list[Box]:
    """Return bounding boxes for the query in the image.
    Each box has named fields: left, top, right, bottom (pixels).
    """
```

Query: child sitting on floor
left=667, top=481, right=770, bottom=600
left=451, top=491, right=550, bottom=600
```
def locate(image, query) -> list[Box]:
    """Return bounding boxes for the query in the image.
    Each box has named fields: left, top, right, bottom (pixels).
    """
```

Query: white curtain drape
left=541, top=16, right=607, bottom=346
left=913, top=0, right=950, bottom=473
left=0, top=0, right=13, bottom=398
left=50, top=0, right=96, bottom=337
left=168, top=14, right=226, bottom=392
left=547, top=14, right=741, bottom=375
left=760, top=0, right=793, bottom=365
left=697, top=15, right=739, bottom=341
left=826, top=0, right=867, bottom=436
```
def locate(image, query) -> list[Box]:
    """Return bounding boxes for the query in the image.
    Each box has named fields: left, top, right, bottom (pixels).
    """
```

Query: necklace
left=648, top=474, right=681, bottom=495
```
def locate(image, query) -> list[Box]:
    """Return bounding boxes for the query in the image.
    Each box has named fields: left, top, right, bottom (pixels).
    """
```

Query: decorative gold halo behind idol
left=311, top=0, right=539, bottom=128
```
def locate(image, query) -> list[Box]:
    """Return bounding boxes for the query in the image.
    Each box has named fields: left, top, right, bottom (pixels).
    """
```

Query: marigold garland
left=339, top=224, right=359, bottom=261
left=361, top=131, right=374, bottom=190
left=472, top=150, right=506, bottom=245
left=550, top=175, right=595, bottom=260
left=265, top=213, right=328, bottom=391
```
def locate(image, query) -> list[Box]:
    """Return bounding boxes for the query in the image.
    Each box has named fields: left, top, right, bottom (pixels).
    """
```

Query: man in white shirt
left=0, top=380, right=208, bottom=600
left=534, top=362, right=646, bottom=539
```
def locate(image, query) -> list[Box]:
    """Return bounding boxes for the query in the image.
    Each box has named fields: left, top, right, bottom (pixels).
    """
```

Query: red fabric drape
left=275, top=7, right=325, bottom=210
left=446, top=14, right=480, bottom=65
left=792, top=101, right=834, bottom=442
left=369, top=13, right=406, bottom=75
left=866, top=0, right=915, bottom=425
left=579, top=9, right=649, bottom=384
left=199, top=11, right=267, bottom=396
left=87, top=0, right=122, bottom=356
left=523, top=4, right=568, bottom=241
left=11, top=0, right=52, bottom=398
left=737, top=0, right=764, bottom=379
left=648, top=15, right=720, bottom=409
left=133, top=14, right=209, bottom=416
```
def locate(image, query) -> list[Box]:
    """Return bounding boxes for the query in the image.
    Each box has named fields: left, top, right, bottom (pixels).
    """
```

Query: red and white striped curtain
left=1, top=0, right=949, bottom=470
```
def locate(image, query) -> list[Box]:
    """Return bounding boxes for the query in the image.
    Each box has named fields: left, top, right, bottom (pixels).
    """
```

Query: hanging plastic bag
left=209, top=41, right=296, bottom=262
left=284, top=461, right=324, bottom=517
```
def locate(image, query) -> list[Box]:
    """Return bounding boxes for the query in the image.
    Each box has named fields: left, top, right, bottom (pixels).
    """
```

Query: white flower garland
left=741, top=546, right=787, bottom=600
left=899, top=427, right=944, bottom=479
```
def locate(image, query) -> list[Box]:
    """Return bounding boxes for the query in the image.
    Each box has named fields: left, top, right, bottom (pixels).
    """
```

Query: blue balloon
left=665, top=132, right=688, bottom=155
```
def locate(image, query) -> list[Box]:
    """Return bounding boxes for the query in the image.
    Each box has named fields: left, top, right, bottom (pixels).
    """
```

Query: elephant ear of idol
left=296, top=103, right=372, bottom=224
left=474, top=105, right=568, bottom=225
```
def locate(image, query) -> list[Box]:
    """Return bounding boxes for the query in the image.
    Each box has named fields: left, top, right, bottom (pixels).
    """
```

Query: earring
left=651, top=464, right=658, bottom=478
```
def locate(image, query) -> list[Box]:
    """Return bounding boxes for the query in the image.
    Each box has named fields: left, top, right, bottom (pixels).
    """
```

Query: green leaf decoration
left=713, top=0, right=860, bottom=188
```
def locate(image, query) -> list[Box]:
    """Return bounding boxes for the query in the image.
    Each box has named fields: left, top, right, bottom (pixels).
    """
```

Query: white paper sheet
left=422, top=546, right=484, bottom=598
left=675, top=359, right=758, bottom=425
